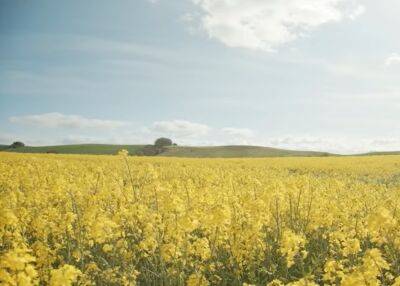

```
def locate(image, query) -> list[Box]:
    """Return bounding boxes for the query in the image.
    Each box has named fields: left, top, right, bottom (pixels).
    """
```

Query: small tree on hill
left=10, top=141, right=25, bottom=148
left=154, top=138, right=173, bottom=147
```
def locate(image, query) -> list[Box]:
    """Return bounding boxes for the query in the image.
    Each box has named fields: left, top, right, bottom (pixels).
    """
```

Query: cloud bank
left=152, top=119, right=210, bottom=137
left=222, top=127, right=254, bottom=138
left=9, top=113, right=128, bottom=130
left=191, top=0, right=364, bottom=51
left=385, top=53, right=400, bottom=67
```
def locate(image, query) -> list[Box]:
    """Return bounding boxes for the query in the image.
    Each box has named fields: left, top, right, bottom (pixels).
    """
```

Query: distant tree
left=10, top=141, right=25, bottom=148
left=154, top=138, right=173, bottom=147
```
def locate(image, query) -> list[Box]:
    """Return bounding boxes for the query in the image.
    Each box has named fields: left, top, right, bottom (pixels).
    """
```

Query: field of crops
left=1, top=152, right=400, bottom=286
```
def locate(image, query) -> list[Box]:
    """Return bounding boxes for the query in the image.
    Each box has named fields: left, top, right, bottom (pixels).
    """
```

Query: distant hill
left=359, top=151, right=400, bottom=156
left=0, top=144, right=333, bottom=158
left=1, top=144, right=146, bottom=155
left=161, top=145, right=332, bottom=158
left=0, top=145, right=9, bottom=151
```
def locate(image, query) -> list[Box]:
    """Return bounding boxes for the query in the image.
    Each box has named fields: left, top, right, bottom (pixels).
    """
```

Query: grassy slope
left=0, top=145, right=9, bottom=151
left=0, top=144, right=333, bottom=157
left=2, top=144, right=146, bottom=155
left=4, top=143, right=400, bottom=158
left=160, top=145, right=332, bottom=158
left=359, top=151, right=400, bottom=156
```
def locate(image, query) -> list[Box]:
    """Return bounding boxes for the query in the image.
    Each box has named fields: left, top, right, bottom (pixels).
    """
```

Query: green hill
left=359, top=151, right=400, bottom=156
left=1, top=144, right=145, bottom=155
left=0, top=144, right=333, bottom=158
left=161, top=145, right=332, bottom=158
left=0, top=145, right=9, bottom=151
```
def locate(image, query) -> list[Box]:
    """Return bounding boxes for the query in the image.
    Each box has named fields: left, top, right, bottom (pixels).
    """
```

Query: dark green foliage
left=10, top=141, right=25, bottom=148
left=154, top=138, right=173, bottom=147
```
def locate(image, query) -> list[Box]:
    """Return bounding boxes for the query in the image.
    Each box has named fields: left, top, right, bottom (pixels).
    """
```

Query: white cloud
left=152, top=120, right=210, bottom=137
left=60, top=135, right=103, bottom=145
left=0, top=131, right=57, bottom=146
left=385, top=53, right=400, bottom=67
left=221, top=127, right=254, bottom=138
left=267, top=136, right=346, bottom=153
left=9, top=113, right=128, bottom=130
left=264, top=136, right=400, bottom=154
left=191, top=0, right=364, bottom=51
left=347, top=5, right=365, bottom=20
left=182, top=13, right=195, bottom=23
left=0, top=132, right=15, bottom=145
left=181, top=13, right=201, bottom=35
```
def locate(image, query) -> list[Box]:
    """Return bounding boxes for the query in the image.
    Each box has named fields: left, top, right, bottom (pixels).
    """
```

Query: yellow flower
left=0, top=245, right=38, bottom=286
left=118, top=149, right=129, bottom=156
left=280, top=230, right=306, bottom=267
left=287, top=277, right=318, bottom=286
left=49, top=265, right=81, bottom=286
left=362, top=248, right=390, bottom=272
left=342, top=248, right=390, bottom=286
left=341, top=270, right=365, bottom=286
left=323, top=260, right=344, bottom=283
left=267, top=279, right=284, bottom=286
left=186, top=273, right=209, bottom=286
left=160, top=243, right=180, bottom=263
left=342, top=238, right=361, bottom=257
left=367, top=207, right=396, bottom=236
left=102, top=244, right=113, bottom=253
left=190, top=237, right=211, bottom=261
left=393, top=277, right=400, bottom=286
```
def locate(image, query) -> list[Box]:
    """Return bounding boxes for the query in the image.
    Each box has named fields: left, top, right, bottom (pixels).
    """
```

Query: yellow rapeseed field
left=1, top=152, right=400, bottom=286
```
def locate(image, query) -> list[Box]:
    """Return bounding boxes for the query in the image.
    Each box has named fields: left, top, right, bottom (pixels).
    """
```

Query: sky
left=1, top=0, right=400, bottom=154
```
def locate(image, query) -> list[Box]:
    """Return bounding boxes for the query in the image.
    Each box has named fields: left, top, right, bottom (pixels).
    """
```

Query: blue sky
left=1, top=0, right=400, bottom=153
